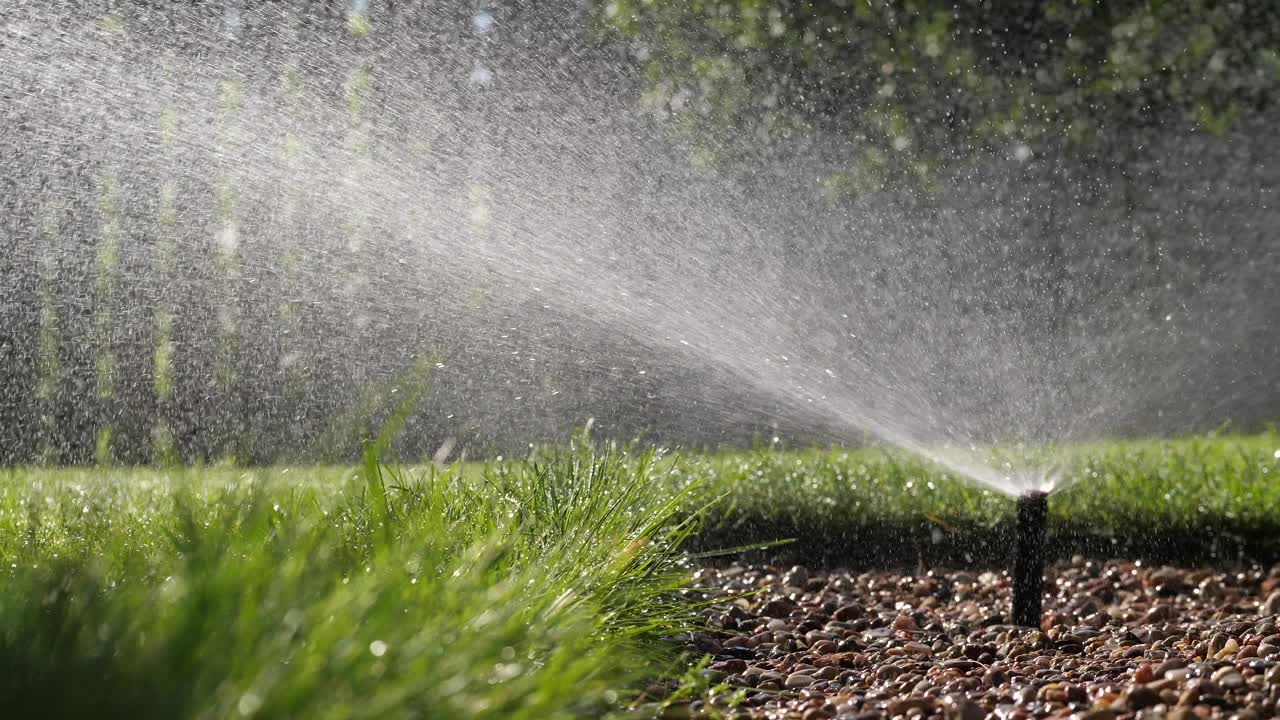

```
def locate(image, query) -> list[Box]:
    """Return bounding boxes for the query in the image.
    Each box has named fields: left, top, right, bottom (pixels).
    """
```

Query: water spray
left=1011, top=491, right=1048, bottom=627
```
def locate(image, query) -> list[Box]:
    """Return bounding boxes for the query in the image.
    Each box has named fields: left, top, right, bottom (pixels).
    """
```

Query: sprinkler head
left=1012, top=491, right=1048, bottom=627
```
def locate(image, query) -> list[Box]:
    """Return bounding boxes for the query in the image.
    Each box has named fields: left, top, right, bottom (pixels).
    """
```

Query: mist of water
left=1, top=3, right=1276, bottom=495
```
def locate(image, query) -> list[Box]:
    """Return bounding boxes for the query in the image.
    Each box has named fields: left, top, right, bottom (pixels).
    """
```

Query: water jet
left=1012, top=491, right=1048, bottom=627
left=0, top=3, right=1273, bottom=480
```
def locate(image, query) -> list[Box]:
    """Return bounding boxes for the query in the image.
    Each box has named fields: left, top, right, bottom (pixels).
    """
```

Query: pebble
left=786, top=673, right=816, bottom=689
left=1123, top=684, right=1161, bottom=709
left=942, top=695, right=984, bottom=720
left=887, top=696, right=934, bottom=715
left=783, top=566, right=809, bottom=588
left=761, top=599, right=796, bottom=618
left=682, top=559, right=1280, bottom=719
left=1263, top=590, right=1280, bottom=616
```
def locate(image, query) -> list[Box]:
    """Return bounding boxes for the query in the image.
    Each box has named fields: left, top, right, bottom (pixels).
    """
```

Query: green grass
left=672, top=430, right=1280, bottom=563
left=1, top=431, right=1278, bottom=718
left=0, top=448, right=703, bottom=719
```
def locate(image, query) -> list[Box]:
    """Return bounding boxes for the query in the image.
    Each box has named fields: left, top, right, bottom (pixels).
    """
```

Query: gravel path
left=667, top=558, right=1280, bottom=720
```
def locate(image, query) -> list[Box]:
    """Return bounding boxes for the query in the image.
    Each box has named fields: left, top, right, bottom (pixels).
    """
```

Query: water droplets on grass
left=491, top=662, right=524, bottom=682
left=237, top=692, right=262, bottom=717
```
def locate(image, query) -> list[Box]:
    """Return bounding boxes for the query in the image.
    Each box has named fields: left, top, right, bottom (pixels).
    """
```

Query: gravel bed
left=666, top=558, right=1280, bottom=720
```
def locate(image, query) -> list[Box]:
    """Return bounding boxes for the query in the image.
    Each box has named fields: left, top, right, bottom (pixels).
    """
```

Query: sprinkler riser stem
left=1012, top=492, right=1048, bottom=627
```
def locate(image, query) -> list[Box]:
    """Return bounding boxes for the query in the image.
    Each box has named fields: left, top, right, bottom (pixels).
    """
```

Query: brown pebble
left=1122, top=684, right=1161, bottom=710
left=1154, top=657, right=1187, bottom=676
left=1042, top=612, right=1072, bottom=630
left=893, top=614, right=918, bottom=632
left=941, top=694, right=984, bottom=720
left=1139, top=605, right=1172, bottom=624
left=761, top=598, right=797, bottom=618
left=887, top=696, right=935, bottom=715
left=1036, top=683, right=1068, bottom=703
left=833, top=605, right=862, bottom=622
left=786, top=673, right=816, bottom=689
left=711, top=658, right=748, bottom=673
left=812, top=640, right=838, bottom=654
left=1209, top=633, right=1230, bottom=656
left=1212, top=665, right=1241, bottom=682
left=1263, top=590, right=1280, bottom=617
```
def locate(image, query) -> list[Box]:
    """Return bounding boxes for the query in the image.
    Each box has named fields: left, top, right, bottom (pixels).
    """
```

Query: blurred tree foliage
left=597, top=0, right=1280, bottom=188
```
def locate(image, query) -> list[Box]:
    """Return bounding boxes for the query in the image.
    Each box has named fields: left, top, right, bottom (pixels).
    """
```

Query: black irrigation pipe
left=1012, top=491, right=1048, bottom=627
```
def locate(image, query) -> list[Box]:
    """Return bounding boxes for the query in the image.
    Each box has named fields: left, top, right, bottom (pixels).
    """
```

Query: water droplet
left=469, top=63, right=494, bottom=86
left=370, top=640, right=388, bottom=657
left=472, top=12, right=495, bottom=33
left=238, top=692, right=262, bottom=716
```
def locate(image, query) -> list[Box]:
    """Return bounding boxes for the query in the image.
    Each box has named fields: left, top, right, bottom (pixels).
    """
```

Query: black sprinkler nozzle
left=1012, top=491, right=1048, bottom=627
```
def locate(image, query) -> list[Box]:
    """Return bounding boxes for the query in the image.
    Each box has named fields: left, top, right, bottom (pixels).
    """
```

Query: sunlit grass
left=673, top=430, right=1280, bottom=560
left=1, top=431, right=1277, bottom=717
left=0, top=448, right=702, bottom=718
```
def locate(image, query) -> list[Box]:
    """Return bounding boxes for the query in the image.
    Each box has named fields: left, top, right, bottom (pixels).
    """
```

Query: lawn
left=0, top=449, right=702, bottom=718
left=674, top=431, right=1280, bottom=565
left=1, top=431, right=1277, bottom=717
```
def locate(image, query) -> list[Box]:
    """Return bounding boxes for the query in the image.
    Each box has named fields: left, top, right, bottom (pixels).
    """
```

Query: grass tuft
left=0, top=450, right=700, bottom=719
